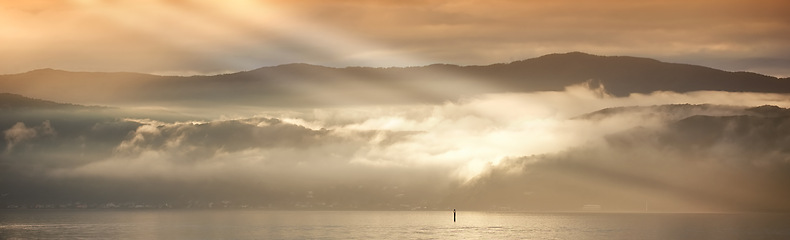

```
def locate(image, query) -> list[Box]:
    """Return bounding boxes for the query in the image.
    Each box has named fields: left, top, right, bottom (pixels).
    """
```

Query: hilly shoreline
left=2, top=52, right=789, bottom=107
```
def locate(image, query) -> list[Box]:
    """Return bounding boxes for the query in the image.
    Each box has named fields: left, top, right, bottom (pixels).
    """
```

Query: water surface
left=2, top=210, right=789, bottom=239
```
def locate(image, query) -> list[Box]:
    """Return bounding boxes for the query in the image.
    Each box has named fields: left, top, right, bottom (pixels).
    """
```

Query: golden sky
left=2, top=0, right=789, bottom=75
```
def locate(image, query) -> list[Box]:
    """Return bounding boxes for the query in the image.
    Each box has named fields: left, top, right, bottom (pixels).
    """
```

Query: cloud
left=454, top=111, right=790, bottom=212
left=271, top=0, right=790, bottom=73
left=1, top=1, right=789, bottom=75
left=3, top=120, right=55, bottom=153
left=49, top=84, right=790, bottom=181
left=3, top=83, right=790, bottom=210
left=3, top=122, right=37, bottom=152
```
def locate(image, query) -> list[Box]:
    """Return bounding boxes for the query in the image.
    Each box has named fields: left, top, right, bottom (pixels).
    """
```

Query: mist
left=2, top=83, right=790, bottom=211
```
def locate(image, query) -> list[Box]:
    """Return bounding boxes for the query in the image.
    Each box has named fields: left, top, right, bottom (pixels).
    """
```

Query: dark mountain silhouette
left=0, top=92, right=199, bottom=124
left=469, top=52, right=790, bottom=95
left=1, top=52, right=788, bottom=107
left=0, top=92, right=92, bottom=110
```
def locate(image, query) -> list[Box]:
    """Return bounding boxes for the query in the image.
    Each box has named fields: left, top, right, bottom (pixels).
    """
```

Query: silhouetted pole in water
left=453, top=209, right=456, bottom=222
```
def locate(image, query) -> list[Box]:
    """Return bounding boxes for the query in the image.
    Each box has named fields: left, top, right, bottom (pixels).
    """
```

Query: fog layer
left=2, top=85, right=789, bottom=211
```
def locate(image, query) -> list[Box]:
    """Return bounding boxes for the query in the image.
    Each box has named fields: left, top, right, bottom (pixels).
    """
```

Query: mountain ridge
left=0, top=92, right=95, bottom=110
left=2, top=52, right=789, bottom=107
left=8, top=52, right=784, bottom=79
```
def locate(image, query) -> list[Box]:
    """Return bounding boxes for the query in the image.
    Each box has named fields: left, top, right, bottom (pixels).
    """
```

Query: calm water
left=1, top=210, right=789, bottom=239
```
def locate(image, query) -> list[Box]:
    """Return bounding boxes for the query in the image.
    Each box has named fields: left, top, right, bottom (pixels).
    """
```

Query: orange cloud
left=1, top=0, right=788, bottom=75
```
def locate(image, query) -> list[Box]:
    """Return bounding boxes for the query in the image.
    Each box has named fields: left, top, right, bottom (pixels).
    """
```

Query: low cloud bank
left=2, top=83, right=790, bottom=211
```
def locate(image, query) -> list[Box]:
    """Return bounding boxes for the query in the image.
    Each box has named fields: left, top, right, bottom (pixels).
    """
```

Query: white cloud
left=51, top=83, right=790, bottom=187
left=4, top=122, right=37, bottom=152
left=3, top=121, right=56, bottom=153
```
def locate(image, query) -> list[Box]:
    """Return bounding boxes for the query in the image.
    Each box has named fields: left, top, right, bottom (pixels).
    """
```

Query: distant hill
left=1, top=52, right=788, bottom=107
left=0, top=93, right=199, bottom=123
left=0, top=92, right=88, bottom=110
left=465, top=52, right=789, bottom=95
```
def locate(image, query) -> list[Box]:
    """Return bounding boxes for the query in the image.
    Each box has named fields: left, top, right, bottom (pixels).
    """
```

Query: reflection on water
left=1, top=210, right=789, bottom=239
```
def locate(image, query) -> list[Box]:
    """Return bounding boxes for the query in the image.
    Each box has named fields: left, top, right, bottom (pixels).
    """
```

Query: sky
left=1, top=0, right=789, bottom=76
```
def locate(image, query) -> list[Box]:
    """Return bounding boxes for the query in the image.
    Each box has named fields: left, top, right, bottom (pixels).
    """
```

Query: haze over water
left=2, top=210, right=790, bottom=239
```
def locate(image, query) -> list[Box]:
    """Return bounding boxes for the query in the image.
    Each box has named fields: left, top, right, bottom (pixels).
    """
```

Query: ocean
left=1, top=210, right=789, bottom=239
